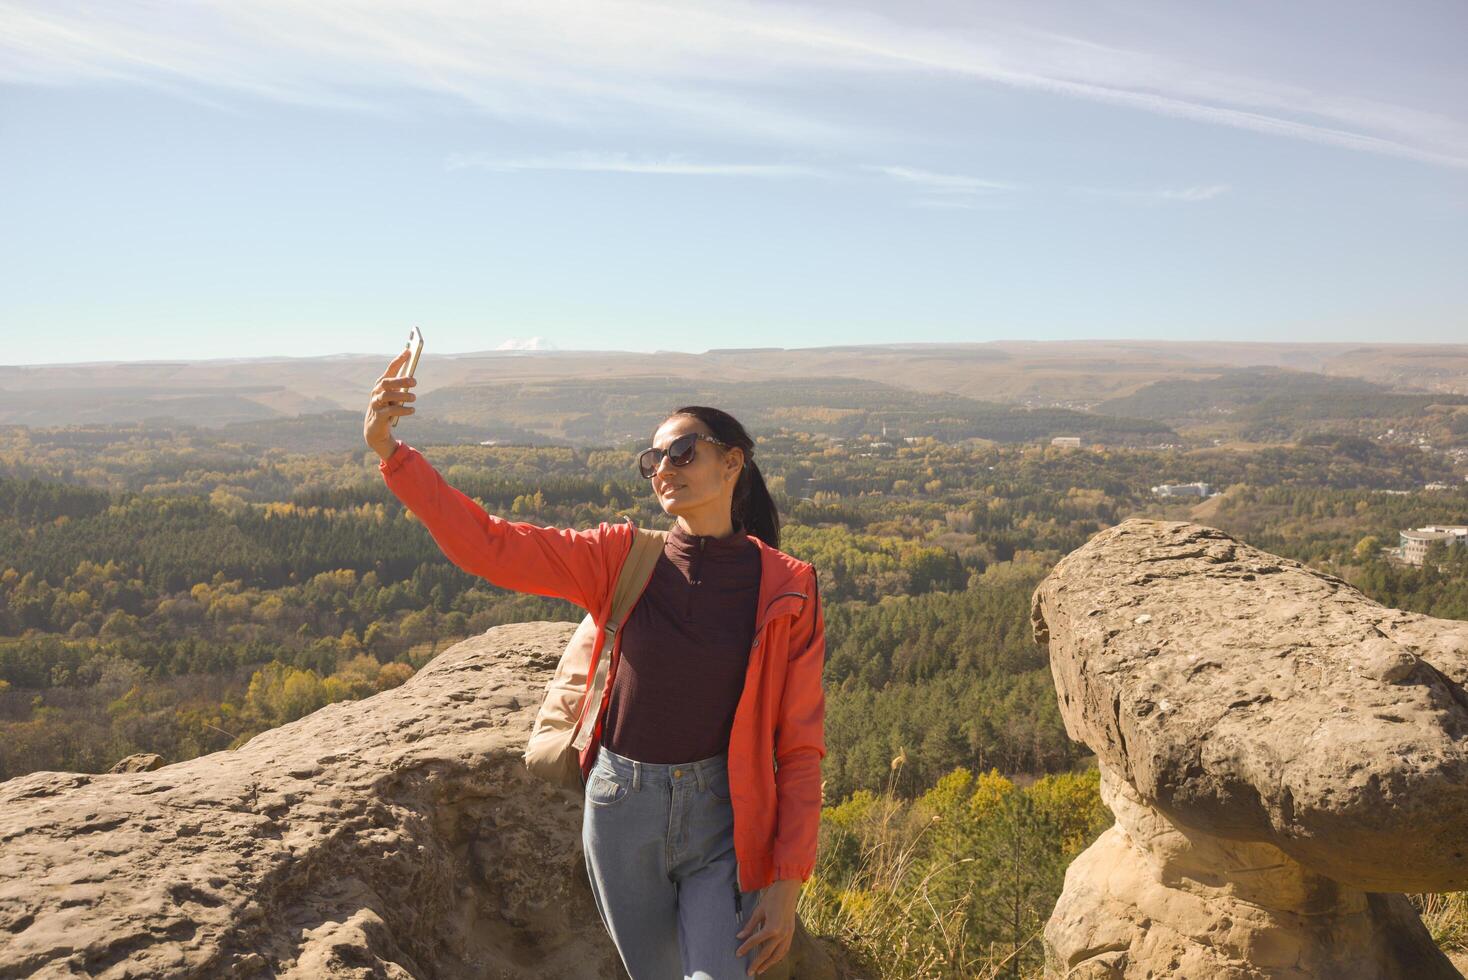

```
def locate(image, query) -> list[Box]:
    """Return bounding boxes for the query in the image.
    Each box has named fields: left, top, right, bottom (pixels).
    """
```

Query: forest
left=1, top=418, right=1466, bottom=976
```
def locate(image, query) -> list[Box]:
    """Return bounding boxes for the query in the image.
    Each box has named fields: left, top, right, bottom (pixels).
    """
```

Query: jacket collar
left=747, top=533, right=812, bottom=631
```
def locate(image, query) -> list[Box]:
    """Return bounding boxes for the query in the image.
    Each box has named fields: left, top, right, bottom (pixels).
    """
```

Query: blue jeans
left=582, top=744, right=765, bottom=979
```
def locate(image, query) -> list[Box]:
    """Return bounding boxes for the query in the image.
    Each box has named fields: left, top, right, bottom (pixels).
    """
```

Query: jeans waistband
left=594, top=744, right=727, bottom=792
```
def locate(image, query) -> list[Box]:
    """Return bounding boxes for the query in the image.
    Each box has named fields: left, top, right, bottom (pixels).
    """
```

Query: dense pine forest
left=2, top=418, right=1465, bottom=976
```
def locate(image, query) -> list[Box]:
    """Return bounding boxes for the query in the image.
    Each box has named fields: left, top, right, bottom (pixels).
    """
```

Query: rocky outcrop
left=1031, top=519, right=1468, bottom=979
left=0, top=621, right=843, bottom=979
left=107, top=752, right=165, bottom=773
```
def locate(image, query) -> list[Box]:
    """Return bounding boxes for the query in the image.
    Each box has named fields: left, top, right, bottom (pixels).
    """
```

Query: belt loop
left=632, top=759, right=641, bottom=792
left=695, top=760, right=708, bottom=793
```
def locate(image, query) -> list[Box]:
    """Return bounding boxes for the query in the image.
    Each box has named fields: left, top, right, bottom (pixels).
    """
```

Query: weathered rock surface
left=1032, top=519, right=1468, bottom=979
left=107, top=753, right=165, bottom=773
left=0, top=621, right=844, bottom=979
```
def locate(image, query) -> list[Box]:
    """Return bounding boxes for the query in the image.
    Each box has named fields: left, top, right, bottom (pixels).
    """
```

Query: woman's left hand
left=735, top=878, right=801, bottom=975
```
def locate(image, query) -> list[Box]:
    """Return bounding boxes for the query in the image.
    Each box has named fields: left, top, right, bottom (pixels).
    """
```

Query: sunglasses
left=638, top=432, right=731, bottom=479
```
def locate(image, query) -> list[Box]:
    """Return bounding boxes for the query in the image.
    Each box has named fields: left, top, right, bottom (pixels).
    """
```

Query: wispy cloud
left=910, top=198, right=1017, bottom=212
left=864, top=164, right=1018, bottom=210
left=1070, top=183, right=1232, bottom=204
left=446, top=151, right=835, bottom=178
left=864, top=165, right=1016, bottom=194
left=448, top=154, right=1029, bottom=213
left=1158, top=185, right=1230, bottom=202
left=2, top=0, right=1464, bottom=168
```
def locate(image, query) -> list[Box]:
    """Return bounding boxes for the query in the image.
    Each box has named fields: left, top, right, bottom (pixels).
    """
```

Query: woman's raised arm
left=379, top=442, right=630, bottom=613
left=364, top=348, right=628, bottom=611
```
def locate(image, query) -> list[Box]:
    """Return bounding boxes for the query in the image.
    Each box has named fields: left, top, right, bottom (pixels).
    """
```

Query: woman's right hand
left=364, top=348, right=417, bottom=461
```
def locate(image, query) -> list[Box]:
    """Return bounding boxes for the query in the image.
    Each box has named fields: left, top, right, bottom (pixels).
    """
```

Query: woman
left=363, top=349, right=825, bottom=978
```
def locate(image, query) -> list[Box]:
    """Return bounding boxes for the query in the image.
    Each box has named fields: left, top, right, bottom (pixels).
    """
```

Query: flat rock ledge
left=0, top=621, right=846, bottom=980
left=1032, top=519, right=1468, bottom=979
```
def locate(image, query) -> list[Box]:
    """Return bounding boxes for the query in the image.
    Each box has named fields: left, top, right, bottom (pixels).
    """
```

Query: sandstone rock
left=1032, top=519, right=1467, bottom=979
left=0, top=621, right=843, bottom=979
left=107, top=752, right=165, bottom=773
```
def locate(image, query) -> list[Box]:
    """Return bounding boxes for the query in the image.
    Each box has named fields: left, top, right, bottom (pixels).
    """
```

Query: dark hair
left=664, top=405, right=781, bottom=549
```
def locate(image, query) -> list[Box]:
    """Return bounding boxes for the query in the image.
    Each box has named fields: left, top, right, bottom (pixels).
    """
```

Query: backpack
left=522, top=524, right=668, bottom=789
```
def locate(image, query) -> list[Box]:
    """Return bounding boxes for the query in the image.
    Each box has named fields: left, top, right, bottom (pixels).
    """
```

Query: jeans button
left=673, top=769, right=683, bottom=778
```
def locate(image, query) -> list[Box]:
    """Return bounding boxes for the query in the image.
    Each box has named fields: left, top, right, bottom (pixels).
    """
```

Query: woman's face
left=648, top=416, right=743, bottom=519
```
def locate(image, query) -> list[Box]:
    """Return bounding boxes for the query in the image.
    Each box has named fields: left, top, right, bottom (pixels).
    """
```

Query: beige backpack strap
left=611, top=526, right=665, bottom=623
left=570, top=524, right=667, bottom=752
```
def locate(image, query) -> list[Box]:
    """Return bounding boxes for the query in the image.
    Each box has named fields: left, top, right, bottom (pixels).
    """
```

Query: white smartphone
left=391, top=326, right=424, bottom=429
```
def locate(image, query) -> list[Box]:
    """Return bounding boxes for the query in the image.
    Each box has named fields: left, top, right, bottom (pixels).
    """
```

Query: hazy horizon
left=12, top=337, right=1468, bottom=373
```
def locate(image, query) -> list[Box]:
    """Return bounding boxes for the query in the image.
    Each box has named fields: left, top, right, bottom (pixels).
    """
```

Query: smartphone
left=391, top=326, right=424, bottom=429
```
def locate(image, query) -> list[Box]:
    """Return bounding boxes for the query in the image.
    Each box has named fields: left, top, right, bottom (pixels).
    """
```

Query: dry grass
left=1413, top=891, right=1468, bottom=955
left=799, top=770, right=1047, bottom=980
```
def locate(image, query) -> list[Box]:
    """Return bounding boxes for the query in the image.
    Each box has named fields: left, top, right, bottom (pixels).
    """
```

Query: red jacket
left=379, top=443, right=826, bottom=892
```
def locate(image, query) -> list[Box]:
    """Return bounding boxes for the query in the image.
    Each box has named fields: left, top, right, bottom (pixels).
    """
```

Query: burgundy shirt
left=600, top=521, right=763, bottom=764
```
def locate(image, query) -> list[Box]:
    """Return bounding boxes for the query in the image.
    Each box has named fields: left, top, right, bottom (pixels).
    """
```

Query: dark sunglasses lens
left=639, top=433, right=701, bottom=479
left=668, top=433, right=700, bottom=464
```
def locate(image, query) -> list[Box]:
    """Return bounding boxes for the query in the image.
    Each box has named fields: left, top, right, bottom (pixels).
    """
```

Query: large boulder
left=0, top=621, right=843, bottom=979
left=1031, top=519, right=1468, bottom=979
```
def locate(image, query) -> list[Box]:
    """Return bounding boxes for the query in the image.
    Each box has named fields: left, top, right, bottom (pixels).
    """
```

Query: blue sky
left=2, top=0, right=1465, bottom=365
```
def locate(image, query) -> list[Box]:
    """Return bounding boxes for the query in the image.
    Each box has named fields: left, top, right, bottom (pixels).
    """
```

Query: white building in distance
left=1398, top=525, right=1468, bottom=566
left=1152, top=482, right=1213, bottom=498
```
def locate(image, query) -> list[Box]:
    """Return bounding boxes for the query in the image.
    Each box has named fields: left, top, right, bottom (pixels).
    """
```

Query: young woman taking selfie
left=364, top=348, right=826, bottom=978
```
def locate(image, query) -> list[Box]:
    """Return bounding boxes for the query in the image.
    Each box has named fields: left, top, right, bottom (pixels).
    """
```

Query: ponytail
left=733, top=457, right=780, bottom=550
left=666, top=405, right=781, bottom=549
